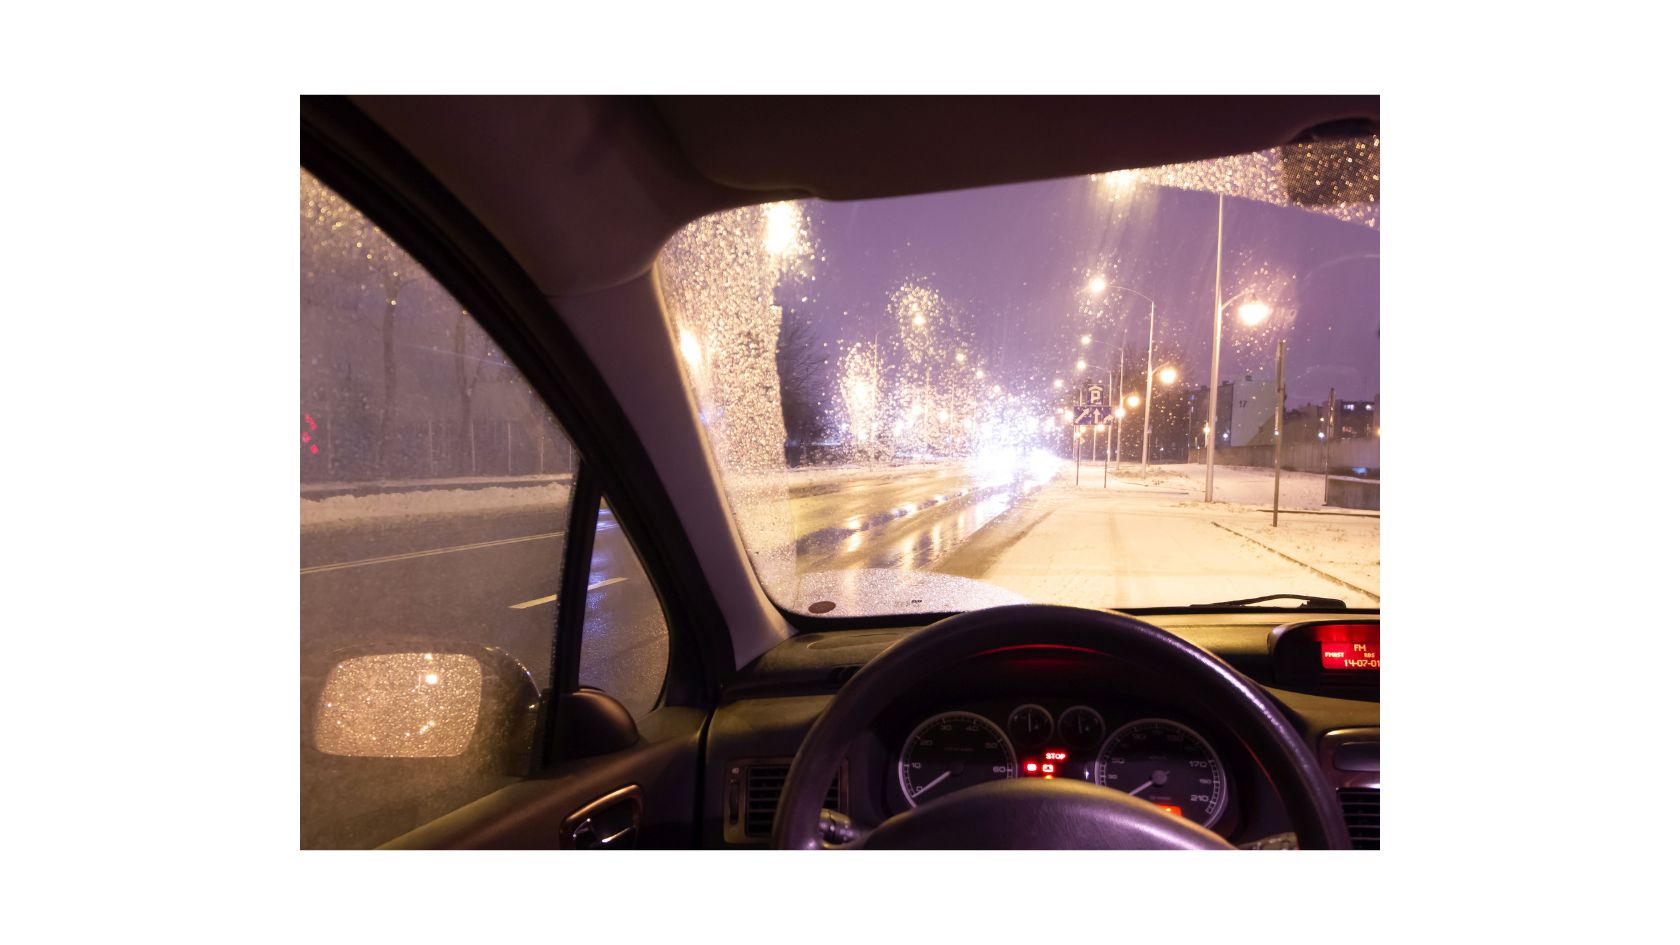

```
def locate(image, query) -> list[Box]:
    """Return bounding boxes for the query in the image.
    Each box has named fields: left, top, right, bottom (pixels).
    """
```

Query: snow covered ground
left=302, top=481, right=573, bottom=530
left=300, top=457, right=1378, bottom=611
left=934, top=462, right=1379, bottom=609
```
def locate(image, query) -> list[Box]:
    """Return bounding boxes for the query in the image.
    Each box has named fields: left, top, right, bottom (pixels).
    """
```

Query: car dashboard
left=702, top=610, right=1379, bottom=849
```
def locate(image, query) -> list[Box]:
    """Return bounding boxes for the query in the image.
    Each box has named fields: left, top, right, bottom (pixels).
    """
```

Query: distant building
left=1229, top=373, right=1278, bottom=447
left=1184, top=384, right=1216, bottom=449
left=1334, top=399, right=1378, bottom=439
left=1185, top=375, right=1279, bottom=449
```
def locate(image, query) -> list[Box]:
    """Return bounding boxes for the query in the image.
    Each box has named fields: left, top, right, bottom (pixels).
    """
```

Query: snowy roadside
left=934, top=460, right=1379, bottom=608
left=301, top=473, right=573, bottom=498
left=302, top=481, right=573, bottom=530
left=1089, top=462, right=1374, bottom=512
left=1207, top=518, right=1379, bottom=601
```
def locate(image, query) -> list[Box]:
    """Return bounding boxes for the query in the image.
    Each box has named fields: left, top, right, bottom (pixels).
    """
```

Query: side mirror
left=306, top=643, right=541, bottom=768
left=302, top=643, right=545, bottom=848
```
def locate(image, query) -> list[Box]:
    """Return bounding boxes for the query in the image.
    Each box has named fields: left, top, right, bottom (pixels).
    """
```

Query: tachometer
left=1093, top=719, right=1228, bottom=826
left=898, top=712, right=1017, bottom=807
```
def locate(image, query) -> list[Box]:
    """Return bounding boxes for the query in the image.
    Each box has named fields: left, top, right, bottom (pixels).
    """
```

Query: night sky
left=780, top=174, right=1379, bottom=411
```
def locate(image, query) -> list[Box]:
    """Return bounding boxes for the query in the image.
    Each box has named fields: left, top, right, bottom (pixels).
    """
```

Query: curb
left=1209, top=520, right=1380, bottom=602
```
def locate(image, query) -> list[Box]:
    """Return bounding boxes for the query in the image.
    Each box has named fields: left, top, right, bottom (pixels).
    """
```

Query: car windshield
left=657, top=137, right=1379, bottom=618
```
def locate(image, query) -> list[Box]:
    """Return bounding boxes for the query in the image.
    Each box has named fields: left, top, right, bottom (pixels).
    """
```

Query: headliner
left=352, top=95, right=1378, bottom=296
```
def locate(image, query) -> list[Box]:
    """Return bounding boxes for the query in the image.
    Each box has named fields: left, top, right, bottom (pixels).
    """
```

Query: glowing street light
left=1157, top=366, right=1179, bottom=385
left=1237, top=300, right=1273, bottom=326
left=1203, top=193, right=1282, bottom=501
left=678, top=328, right=703, bottom=367
left=1053, top=378, right=1064, bottom=389
left=1082, top=278, right=1169, bottom=468
left=1076, top=358, right=1087, bottom=371
left=1095, top=170, right=1137, bottom=194
left=762, top=202, right=801, bottom=257
left=1125, top=393, right=1141, bottom=409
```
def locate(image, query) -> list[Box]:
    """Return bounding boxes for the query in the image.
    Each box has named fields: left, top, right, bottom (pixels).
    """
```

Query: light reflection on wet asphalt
left=792, top=469, right=1037, bottom=572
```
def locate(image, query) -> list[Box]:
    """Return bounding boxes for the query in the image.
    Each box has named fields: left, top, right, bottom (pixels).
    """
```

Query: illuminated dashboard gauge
left=1093, top=719, right=1228, bottom=827
left=1006, top=704, right=1054, bottom=749
left=1056, top=705, right=1106, bottom=750
left=898, top=712, right=1017, bottom=807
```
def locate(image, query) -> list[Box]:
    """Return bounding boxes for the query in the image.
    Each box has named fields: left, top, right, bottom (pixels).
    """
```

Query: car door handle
left=563, top=785, right=642, bottom=849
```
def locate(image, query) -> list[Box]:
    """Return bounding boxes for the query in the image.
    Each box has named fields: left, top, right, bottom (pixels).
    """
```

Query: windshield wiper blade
left=1187, top=593, right=1346, bottom=610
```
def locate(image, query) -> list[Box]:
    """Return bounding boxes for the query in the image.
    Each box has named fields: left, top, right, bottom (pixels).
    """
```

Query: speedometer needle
left=1128, top=771, right=1169, bottom=795
left=915, top=771, right=953, bottom=796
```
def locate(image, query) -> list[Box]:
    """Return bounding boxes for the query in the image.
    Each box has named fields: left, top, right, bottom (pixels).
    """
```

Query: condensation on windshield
left=1111, top=136, right=1379, bottom=229
left=658, top=138, right=1380, bottom=617
left=658, top=203, right=811, bottom=605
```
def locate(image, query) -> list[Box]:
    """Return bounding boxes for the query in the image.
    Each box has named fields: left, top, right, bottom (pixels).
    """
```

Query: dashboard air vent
left=740, top=763, right=842, bottom=840
left=1338, top=788, right=1380, bottom=849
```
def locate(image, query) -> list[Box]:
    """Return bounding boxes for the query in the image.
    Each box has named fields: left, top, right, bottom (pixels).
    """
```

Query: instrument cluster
left=893, top=701, right=1235, bottom=831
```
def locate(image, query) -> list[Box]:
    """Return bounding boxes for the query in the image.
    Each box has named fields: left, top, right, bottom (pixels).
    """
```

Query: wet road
left=300, top=461, right=1371, bottom=699
left=300, top=501, right=667, bottom=712
left=299, top=466, right=1033, bottom=700
left=788, top=465, right=1045, bottom=573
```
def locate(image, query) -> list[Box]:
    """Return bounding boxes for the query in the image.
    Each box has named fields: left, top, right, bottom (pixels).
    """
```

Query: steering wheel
left=773, top=604, right=1351, bottom=850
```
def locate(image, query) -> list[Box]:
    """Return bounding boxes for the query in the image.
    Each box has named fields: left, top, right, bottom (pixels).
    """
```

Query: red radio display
left=1321, top=640, right=1380, bottom=670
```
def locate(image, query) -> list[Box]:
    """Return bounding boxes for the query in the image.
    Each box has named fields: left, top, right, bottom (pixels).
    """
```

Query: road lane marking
left=508, top=576, right=627, bottom=609
left=301, top=530, right=565, bottom=575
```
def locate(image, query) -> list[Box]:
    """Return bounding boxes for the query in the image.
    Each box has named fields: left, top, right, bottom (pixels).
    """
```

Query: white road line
left=508, top=576, right=627, bottom=609
left=301, top=530, right=565, bottom=575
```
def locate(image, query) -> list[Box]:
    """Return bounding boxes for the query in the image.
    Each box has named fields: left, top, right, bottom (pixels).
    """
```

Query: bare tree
left=775, top=309, right=828, bottom=464
left=454, top=310, right=489, bottom=476
left=373, top=262, right=415, bottom=473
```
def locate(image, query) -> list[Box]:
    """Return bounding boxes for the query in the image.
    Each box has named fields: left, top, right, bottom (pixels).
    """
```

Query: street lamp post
left=1272, top=338, right=1286, bottom=527
left=1205, top=195, right=1225, bottom=503
left=1203, top=193, right=1275, bottom=502
left=1086, top=280, right=1164, bottom=469
left=1145, top=365, right=1179, bottom=465
left=1080, top=333, right=1124, bottom=476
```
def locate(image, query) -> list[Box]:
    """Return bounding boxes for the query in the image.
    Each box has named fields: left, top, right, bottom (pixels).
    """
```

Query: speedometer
left=1093, top=719, right=1228, bottom=827
left=898, top=712, right=1017, bottom=807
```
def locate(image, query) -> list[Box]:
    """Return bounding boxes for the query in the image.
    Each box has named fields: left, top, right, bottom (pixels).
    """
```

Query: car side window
left=302, top=169, right=668, bottom=849
left=578, top=499, right=671, bottom=718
